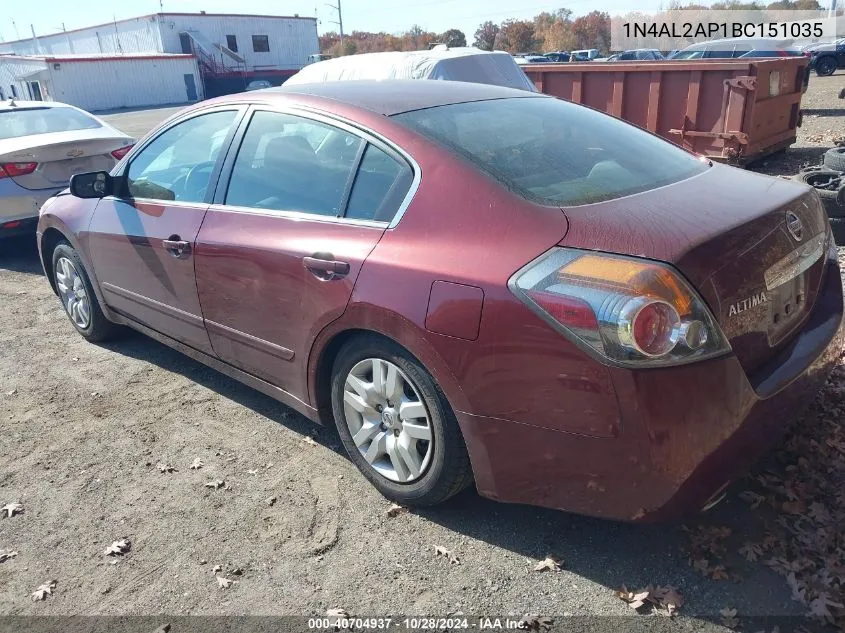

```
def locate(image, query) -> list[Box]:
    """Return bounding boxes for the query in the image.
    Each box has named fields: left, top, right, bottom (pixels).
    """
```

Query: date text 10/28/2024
left=622, top=21, right=825, bottom=39
left=308, top=617, right=534, bottom=630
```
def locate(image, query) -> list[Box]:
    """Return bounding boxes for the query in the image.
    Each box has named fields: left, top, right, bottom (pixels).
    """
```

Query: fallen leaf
left=151, top=625, right=171, bottom=633
left=31, top=580, right=57, bottom=601
left=212, top=565, right=221, bottom=573
left=434, top=545, right=460, bottom=565
left=157, top=463, right=176, bottom=473
left=303, top=436, right=318, bottom=447
left=710, top=565, right=730, bottom=581
left=720, top=607, right=739, bottom=629
left=247, top=469, right=258, bottom=475
left=652, top=585, right=684, bottom=617
left=533, top=556, right=562, bottom=572
left=265, top=496, right=277, bottom=506
left=189, top=458, right=203, bottom=470
left=517, top=614, right=553, bottom=631
left=204, top=480, right=225, bottom=489
left=216, top=576, right=232, bottom=589
left=104, top=539, right=131, bottom=556
left=0, top=549, right=18, bottom=563
left=6, top=389, right=16, bottom=396
left=739, top=541, right=763, bottom=562
left=616, top=585, right=652, bottom=610
left=386, top=503, right=407, bottom=518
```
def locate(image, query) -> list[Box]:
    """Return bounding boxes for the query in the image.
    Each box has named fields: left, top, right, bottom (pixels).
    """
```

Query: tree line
left=318, top=0, right=826, bottom=57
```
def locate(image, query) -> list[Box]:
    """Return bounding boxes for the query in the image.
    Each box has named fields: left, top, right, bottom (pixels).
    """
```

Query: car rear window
left=393, top=97, right=708, bottom=206
left=0, top=106, right=101, bottom=140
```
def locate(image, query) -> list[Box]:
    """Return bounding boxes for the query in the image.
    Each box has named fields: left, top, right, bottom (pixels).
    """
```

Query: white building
left=0, top=12, right=319, bottom=110
left=0, top=53, right=203, bottom=111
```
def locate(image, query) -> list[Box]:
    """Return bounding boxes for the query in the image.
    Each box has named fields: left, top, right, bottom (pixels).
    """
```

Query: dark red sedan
left=37, top=81, right=844, bottom=521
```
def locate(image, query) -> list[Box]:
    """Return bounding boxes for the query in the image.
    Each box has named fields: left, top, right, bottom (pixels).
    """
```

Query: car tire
left=794, top=169, right=841, bottom=203
left=815, top=55, right=837, bottom=77
left=822, top=147, right=845, bottom=173
left=330, top=334, right=473, bottom=506
left=51, top=241, right=118, bottom=342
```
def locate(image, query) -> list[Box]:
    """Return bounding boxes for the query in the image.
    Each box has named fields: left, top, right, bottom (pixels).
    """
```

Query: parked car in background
left=37, top=80, right=844, bottom=522
left=306, top=53, right=334, bottom=65
left=803, top=38, right=845, bottom=76
left=245, top=80, right=273, bottom=91
left=514, top=55, right=550, bottom=64
left=0, top=99, right=134, bottom=239
left=286, top=47, right=536, bottom=91
left=605, top=49, right=664, bottom=61
left=570, top=48, right=600, bottom=60
left=670, top=38, right=804, bottom=59
left=543, top=51, right=570, bottom=62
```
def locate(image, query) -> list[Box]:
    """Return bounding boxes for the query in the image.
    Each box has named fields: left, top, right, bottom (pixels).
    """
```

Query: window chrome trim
left=230, top=103, right=421, bottom=229
left=205, top=202, right=388, bottom=229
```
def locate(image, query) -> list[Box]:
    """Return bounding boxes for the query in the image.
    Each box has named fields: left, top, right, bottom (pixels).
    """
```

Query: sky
left=0, top=0, right=662, bottom=45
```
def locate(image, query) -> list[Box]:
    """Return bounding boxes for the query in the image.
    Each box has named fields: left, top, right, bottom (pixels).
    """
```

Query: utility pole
left=325, top=0, right=344, bottom=50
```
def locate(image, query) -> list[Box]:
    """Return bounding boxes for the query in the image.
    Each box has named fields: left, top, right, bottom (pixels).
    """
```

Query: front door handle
left=162, top=236, right=191, bottom=259
left=303, top=254, right=350, bottom=280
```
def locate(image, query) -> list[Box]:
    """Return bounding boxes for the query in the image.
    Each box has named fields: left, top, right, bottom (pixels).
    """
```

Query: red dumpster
left=522, top=57, right=809, bottom=164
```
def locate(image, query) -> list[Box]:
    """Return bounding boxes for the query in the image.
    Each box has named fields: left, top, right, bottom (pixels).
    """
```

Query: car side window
left=225, top=111, right=363, bottom=216
left=125, top=110, right=237, bottom=203
left=345, top=144, right=413, bottom=222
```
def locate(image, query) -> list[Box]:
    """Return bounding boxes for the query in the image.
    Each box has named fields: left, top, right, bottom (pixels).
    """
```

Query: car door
left=88, top=107, right=244, bottom=354
left=194, top=108, right=415, bottom=402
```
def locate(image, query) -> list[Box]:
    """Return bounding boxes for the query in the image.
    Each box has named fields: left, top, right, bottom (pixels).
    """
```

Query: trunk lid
left=0, top=129, right=132, bottom=190
left=559, top=164, right=829, bottom=379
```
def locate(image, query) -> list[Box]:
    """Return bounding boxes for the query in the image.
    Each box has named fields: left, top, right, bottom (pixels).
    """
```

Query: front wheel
left=330, top=335, right=473, bottom=506
left=52, top=241, right=118, bottom=342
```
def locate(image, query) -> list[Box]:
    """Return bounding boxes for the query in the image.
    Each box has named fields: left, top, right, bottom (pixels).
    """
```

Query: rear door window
left=394, top=96, right=708, bottom=206
left=225, top=111, right=363, bottom=216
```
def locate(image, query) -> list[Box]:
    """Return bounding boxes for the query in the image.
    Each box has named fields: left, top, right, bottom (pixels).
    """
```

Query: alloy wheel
left=55, top=256, right=91, bottom=329
left=342, top=358, right=433, bottom=483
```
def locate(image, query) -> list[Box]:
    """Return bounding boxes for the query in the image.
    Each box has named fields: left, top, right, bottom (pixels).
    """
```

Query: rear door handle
left=162, top=237, right=191, bottom=259
left=303, top=255, right=350, bottom=280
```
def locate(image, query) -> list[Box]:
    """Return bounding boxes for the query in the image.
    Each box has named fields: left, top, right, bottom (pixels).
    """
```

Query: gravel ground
left=0, top=76, right=843, bottom=628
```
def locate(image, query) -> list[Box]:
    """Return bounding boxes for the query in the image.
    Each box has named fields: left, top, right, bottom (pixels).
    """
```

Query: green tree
left=473, top=21, right=500, bottom=50
left=494, top=19, right=538, bottom=53
left=439, top=29, right=467, bottom=47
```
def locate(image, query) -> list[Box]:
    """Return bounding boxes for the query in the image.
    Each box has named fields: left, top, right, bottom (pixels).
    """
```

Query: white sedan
left=0, top=99, right=134, bottom=239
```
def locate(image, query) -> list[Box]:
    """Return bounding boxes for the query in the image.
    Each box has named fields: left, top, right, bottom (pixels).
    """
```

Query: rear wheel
left=52, top=241, right=117, bottom=342
left=330, top=335, right=473, bottom=506
left=815, top=56, right=837, bottom=77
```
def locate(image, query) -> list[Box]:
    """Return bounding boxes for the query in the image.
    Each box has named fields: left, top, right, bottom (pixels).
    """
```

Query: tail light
left=509, top=248, right=731, bottom=367
left=0, top=162, right=38, bottom=179
left=111, top=144, right=134, bottom=160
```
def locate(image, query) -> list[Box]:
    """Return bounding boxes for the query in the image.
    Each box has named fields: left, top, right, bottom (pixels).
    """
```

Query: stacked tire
left=794, top=148, right=845, bottom=245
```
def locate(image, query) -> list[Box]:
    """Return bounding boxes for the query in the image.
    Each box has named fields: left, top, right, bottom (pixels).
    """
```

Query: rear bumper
left=0, top=216, right=39, bottom=239
left=458, top=256, right=844, bottom=522
left=0, top=180, right=62, bottom=226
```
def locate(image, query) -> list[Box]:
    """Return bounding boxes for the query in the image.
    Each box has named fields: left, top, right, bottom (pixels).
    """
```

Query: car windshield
left=0, top=106, right=101, bottom=140
left=393, top=96, right=708, bottom=206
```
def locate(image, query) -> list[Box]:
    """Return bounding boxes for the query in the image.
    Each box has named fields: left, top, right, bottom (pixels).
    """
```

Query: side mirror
left=69, top=171, right=114, bottom=199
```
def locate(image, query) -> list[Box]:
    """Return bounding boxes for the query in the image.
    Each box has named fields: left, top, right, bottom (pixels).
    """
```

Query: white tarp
left=285, top=48, right=536, bottom=92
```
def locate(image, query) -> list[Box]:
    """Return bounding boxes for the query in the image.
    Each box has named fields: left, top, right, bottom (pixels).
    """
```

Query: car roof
left=271, top=79, right=544, bottom=116
left=0, top=100, right=66, bottom=111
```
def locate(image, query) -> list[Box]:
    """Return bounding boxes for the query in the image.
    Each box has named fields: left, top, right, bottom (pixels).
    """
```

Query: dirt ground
left=0, top=75, right=843, bottom=627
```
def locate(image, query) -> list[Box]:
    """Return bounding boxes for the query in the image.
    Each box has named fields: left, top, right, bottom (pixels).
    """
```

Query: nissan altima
left=36, top=81, right=844, bottom=521
left=1, top=99, right=134, bottom=238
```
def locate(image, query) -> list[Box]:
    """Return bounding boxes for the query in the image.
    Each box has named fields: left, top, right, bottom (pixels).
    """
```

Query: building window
left=226, top=35, right=238, bottom=52
left=252, top=35, right=270, bottom=52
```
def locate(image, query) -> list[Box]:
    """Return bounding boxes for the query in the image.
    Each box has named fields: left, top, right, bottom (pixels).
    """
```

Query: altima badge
left=728, top=292, right=768, bottom=317
left=66, top=149, right=84, bottom=158
left=786, top=211, right=804, bottom=242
